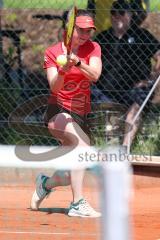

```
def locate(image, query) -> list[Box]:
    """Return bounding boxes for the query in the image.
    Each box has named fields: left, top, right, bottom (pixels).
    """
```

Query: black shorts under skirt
left=44, top=104, right=91, bottom=139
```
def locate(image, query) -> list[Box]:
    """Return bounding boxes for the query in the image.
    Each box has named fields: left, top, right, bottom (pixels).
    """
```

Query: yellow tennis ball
left=56, top=55, right=67, bottom=66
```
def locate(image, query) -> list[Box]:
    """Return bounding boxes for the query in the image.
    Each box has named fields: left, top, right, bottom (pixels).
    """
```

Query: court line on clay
left=0, top=230, right=98, bottom=236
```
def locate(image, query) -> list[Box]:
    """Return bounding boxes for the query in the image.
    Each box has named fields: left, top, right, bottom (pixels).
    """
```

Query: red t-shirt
left=43, top=40, right=101, bottom=115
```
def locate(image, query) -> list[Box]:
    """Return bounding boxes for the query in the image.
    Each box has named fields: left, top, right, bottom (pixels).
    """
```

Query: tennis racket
left=64, top=6, right=77, bottom=56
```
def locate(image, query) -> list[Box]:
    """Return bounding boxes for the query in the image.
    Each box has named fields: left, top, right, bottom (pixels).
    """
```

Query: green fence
left=0, top=0, right=160, bottom=156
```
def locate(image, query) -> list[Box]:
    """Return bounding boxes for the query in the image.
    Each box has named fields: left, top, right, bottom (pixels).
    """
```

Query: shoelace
left=80, top=200, right=96, bottom=212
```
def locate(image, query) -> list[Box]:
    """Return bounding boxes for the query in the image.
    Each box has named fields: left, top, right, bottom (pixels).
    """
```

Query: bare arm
left=46, top=67, right=64, bottom=93
left=153, top=50, right=160, bottom=72
left=69, top=53, right=102, bottom=82
left=79, top=56, right=102, bottom=82
left=46, top=64, right=71, bottom=93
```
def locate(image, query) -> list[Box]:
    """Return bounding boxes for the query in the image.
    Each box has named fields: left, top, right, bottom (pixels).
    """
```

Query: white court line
left=0, top=230, right=98, bottom=236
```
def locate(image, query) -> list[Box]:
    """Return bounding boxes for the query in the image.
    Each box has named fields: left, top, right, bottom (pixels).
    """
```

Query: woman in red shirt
left=31, top=9, right=102, bottom=218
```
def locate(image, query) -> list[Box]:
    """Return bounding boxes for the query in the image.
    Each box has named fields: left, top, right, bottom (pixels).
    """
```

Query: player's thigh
left=48, top=112, right=90, bottom=146
left=66, top=120, right=90, bottom=146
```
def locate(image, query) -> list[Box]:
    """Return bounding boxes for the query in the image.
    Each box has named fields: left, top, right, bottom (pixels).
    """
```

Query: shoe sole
left=68, top=211, right=101, bottom=218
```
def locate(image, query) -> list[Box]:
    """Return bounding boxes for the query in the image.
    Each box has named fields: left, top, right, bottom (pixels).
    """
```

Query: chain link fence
left=0, top=0, right=160, bottom=155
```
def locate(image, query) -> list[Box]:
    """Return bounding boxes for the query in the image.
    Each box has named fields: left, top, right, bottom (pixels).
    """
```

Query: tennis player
left=30, top=9, right=102, bottom=218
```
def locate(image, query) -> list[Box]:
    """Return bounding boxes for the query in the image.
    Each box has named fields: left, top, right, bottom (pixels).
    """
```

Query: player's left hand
left=68, top=53, right=80, bottom=66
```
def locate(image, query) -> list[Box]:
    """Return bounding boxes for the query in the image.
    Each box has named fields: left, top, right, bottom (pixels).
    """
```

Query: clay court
left=0, top=164, right=159, bottom=240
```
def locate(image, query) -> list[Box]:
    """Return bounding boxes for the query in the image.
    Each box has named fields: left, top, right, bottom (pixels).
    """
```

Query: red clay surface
left=0, top=175, right=160, bottom=240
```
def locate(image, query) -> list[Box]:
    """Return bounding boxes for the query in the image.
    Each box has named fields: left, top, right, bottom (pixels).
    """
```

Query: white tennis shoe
left=30, top=173, right=53, bottom=210
left=68, top=198, right=101, bottom=218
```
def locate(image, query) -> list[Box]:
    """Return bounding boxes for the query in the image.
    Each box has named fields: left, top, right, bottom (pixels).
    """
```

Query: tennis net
left=0, top=144, right=133, bottom=240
